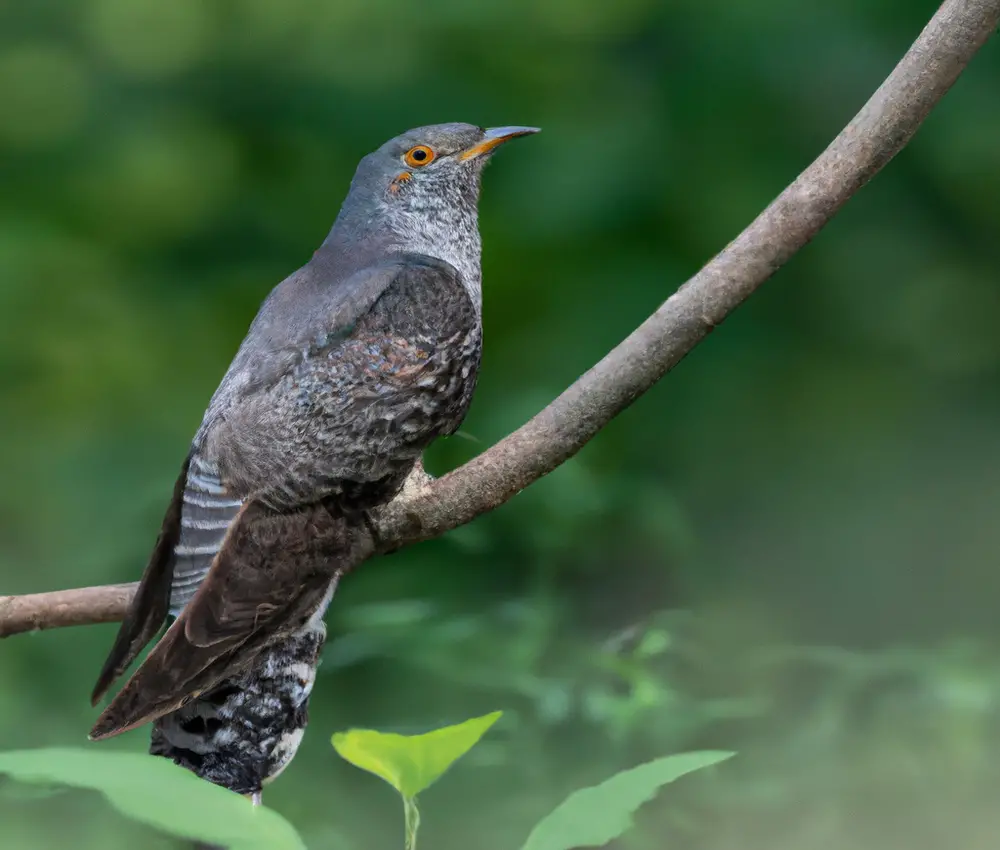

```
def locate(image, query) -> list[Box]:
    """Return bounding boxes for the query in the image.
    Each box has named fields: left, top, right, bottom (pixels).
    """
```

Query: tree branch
left=0, top=585, right=135, bottom=638
left=2, top=0, right=998, bottom=640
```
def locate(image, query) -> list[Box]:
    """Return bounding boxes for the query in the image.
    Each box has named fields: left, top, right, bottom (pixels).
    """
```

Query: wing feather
left=89, top=499, right=350, bottom=739
left=90, top=455, right=190, bottom=705
left=91, top=253, right=467, bottom=731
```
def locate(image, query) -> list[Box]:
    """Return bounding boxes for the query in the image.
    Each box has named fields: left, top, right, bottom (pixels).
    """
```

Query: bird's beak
left=458, top=126, right=540, bottom=161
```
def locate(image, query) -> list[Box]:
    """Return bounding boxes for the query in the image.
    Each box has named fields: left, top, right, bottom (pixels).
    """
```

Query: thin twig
left=2, top=0, right=998, bottom=640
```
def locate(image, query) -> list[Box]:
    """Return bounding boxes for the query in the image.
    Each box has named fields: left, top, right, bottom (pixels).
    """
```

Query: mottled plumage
left=151, top=581, right=334, bottom=796
left=89, top=123, right=537, bottom=795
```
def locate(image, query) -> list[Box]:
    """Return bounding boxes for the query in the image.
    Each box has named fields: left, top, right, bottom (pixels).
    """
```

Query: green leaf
left=0, top=748, right=305, bottom=850
left=332, top=711, right=502, bottom=798
left=521, top=750, right=734, bottom=850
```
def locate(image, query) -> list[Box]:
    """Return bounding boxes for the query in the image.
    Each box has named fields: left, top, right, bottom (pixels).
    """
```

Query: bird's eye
left=404, top=145, right=435, bottom=167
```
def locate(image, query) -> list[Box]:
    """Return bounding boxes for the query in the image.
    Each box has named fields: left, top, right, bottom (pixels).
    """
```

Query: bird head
left=339, top=123, right=538, bottom=226
left=361, top=123, right=538, bottom=201
left=325, top=123, right=538, bottom=284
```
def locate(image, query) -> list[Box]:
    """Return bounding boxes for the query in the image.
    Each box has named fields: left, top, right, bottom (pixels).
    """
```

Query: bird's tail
left=149, top=579, right=334, bottom=796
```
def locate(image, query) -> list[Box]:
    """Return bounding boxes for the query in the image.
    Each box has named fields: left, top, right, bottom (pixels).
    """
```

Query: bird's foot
left=365, top=458, right=436, bottom=555
left=406, top=457, right=436, bottom=489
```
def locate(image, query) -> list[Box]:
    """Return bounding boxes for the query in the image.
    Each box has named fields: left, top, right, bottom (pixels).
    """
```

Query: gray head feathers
left=322, top=123, right=539, bottom=300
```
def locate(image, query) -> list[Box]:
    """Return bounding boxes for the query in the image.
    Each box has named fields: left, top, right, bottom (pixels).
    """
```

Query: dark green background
left=3, top=1, right=1000, bottom=848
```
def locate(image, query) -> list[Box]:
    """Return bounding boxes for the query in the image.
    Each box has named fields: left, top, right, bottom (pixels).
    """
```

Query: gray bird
left=88, top=123, right=538, bottom=795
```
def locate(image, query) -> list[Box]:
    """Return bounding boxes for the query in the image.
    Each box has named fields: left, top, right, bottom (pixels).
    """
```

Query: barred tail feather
left=150, top=579, right=337, bottom=795
left=171, top=453, right=241, bottom=616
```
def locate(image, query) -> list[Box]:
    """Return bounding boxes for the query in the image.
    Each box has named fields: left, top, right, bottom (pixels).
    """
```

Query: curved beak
left=459, top=126, right=540, bottom=161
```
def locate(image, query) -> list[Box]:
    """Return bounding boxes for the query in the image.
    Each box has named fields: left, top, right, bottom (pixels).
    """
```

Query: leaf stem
left=403, top=795, right=420, bottom=850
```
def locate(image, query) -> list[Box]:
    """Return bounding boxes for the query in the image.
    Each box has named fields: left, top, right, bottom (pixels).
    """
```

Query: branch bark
left=0, top=585, right=135, bottom=638
left=2, top=0, right=998, bottom=640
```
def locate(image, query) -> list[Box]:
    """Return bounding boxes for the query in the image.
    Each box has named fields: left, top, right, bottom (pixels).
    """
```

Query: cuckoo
left=88, top=123, right=538, bottom=800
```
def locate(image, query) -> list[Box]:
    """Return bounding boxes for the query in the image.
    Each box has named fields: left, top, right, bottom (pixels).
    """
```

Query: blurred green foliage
left=0, top=738, right=728, bottom=850
left=2, top=0, right=1000, bottom=848
left=0, top=749, right=305, bottom=850
left=520, top=751, right=734, bottom=850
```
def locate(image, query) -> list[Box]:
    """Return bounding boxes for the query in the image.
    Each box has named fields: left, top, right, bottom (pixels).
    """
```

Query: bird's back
left=200, top=252, right=481, bottom=511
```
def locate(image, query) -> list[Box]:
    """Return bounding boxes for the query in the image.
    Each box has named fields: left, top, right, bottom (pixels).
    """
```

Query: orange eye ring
left=404, top=145, right=435, bottom=167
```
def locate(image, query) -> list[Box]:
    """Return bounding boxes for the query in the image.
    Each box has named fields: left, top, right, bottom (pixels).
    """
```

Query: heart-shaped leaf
left=521, top=750, right=734, bottom=850
left=0, top=748, right=304, bottom=850
left=332, top=711, right=502, bottom=798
